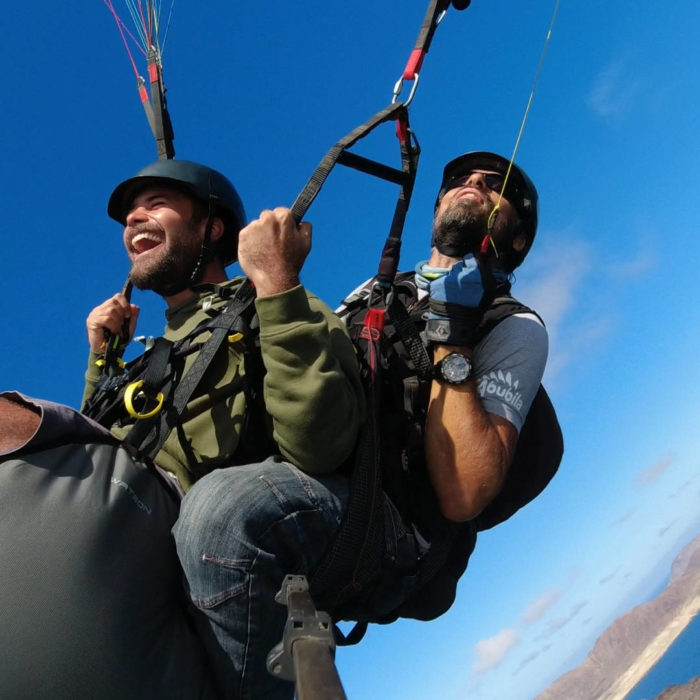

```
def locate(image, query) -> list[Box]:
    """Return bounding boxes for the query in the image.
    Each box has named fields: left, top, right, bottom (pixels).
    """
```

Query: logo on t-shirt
left=477, top=370, right=524, bottom=412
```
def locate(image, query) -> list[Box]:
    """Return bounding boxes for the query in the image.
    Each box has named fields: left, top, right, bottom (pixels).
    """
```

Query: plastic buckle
left=124, top=380, right=164, bottom=419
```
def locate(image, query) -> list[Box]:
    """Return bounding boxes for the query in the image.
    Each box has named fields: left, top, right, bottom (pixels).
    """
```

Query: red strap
left=403, top=49, right=426, bottom=80
left=361, top=308, right=386, bottom=385
left=362, top=308, right=386, bottom=339
left=396, top=116, right=410, bottom=144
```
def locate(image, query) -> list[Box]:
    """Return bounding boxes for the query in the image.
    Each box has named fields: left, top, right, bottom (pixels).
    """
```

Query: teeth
left=131, top=232, right=163, bottom=253
left=133, top=233, right=162, bottom=245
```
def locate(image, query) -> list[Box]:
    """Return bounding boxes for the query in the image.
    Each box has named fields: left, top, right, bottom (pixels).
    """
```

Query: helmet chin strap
left=187, top=206, right=216, bottom=288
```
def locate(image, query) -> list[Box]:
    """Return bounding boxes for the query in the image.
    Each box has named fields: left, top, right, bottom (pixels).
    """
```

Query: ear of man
left=209, top=216, right=225, bottom=244
left=512, top=233, right=527, bottom=253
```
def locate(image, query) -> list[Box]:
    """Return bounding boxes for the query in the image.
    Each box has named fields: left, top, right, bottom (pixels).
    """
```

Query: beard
left=128, top=222, right=202, bottom=296
left=432, top=198, right=492, bottom=257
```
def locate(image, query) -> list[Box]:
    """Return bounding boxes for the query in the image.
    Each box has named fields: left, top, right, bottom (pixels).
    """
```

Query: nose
left=125, top=204, right=149, bottom=227
left=464, top=171, right=488, bottom=190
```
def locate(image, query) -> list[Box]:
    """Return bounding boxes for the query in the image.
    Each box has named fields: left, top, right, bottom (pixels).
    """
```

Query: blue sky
left=2, top=1, right=699, bottom=698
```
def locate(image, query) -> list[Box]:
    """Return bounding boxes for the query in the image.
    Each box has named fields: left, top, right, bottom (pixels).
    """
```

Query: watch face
left=441, top=353, right=471, bottom=383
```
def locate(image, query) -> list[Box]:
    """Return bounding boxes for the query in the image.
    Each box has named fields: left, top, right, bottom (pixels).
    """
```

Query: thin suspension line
left=159, top=1, right=175, bottom=57
left=488, top=0, right=562, bottom=235
left=103, top=0, right=144, bottom=76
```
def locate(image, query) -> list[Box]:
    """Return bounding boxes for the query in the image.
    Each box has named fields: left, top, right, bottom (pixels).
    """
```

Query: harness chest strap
left=123, top=282, right=257, bottom=459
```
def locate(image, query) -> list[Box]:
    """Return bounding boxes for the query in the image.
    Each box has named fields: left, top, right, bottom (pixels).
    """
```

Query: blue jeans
left=172, top=457, right=349, bottom=699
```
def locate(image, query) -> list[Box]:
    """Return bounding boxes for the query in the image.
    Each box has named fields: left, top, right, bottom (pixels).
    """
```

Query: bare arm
left=425, top=344, right=519, bottom=522
left=0, top=396, right=40, bottom=453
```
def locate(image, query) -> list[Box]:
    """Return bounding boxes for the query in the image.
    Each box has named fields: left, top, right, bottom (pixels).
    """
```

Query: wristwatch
left=433, top=352, right=473, bottom=385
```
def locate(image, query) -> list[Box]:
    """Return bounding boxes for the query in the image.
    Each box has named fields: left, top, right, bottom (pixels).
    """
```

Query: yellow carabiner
left=124, top=380, right=164, bottom=420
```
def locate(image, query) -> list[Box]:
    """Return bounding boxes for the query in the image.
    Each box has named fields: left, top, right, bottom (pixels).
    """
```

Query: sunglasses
left=444, top=171, right=509, bottom=196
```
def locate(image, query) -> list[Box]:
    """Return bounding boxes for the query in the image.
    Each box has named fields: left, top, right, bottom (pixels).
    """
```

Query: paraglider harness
left=82, top=280, right=276, bottom=471
left=94, top=0, right=564, bottom=648
left=306, top=273, right=563, bottom=637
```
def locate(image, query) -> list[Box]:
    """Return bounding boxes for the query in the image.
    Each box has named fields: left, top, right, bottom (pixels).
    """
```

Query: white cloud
left=518, top=237, right=590, bottom=332
left=587, top=55, right=645, bottom=123
left=517, top=237, right=614, bottom=384
left=472, top=628, right=519, bottom=674
left=522, top=588, right=563, bottom=624
left=544, top=316, right=612, bottom=384
left=515, top=229, right=661, bottom=388
left=610, top=245, right=655, bottom=280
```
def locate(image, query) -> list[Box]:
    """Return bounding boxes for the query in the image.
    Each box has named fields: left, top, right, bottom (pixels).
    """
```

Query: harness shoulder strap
left=125, top=281, right=258, bottom=460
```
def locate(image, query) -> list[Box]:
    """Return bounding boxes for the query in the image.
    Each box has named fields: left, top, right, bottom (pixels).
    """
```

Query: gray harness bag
left=0, top=393, right=217, bottom=699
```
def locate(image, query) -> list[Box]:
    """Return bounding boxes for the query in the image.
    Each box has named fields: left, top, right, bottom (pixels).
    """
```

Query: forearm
left=425, top=344, right=515, bottom=522
left=256, top=285, right=364, bottom=473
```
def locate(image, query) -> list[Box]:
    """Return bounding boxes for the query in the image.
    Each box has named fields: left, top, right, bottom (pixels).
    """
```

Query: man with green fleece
left=81, top=159, right=363, bottom=699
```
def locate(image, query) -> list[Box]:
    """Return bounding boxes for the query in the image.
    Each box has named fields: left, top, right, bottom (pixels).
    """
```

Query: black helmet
left=436, top=151, right=539, bottom=270
left=107, top=160, right=246, bottom=265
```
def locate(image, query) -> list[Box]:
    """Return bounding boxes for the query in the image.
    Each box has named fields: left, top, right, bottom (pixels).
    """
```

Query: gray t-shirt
left=472, top=312, right=548, bottom=432
left=341, top=281, right=548, bottom=433
left=410, top=285, right=548, bottom=432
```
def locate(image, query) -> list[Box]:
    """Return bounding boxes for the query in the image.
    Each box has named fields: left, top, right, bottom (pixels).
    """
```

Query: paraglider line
left=103, top=0, right=146, bottom=77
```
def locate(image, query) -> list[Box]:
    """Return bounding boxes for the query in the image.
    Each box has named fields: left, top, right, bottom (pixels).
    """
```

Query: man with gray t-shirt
left=342, top=150, right=546, bottom=526
left=322, top=150, right=550, bottom=624
left=413, top=150, right=546, bottom=522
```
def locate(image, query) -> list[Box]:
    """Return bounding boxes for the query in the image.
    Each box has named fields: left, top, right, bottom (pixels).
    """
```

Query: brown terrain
left=536, top=533, right=700, bottom=700
left=652, top=675, right=700, bottom=700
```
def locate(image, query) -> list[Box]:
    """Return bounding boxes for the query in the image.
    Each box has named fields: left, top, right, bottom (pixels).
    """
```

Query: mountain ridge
left=535, top=534, right=700, bottom=700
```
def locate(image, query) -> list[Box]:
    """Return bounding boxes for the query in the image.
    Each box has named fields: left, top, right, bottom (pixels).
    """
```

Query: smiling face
left=123, top=187, right=207, bottom=295
left=432, top=169, right=520, bottom=259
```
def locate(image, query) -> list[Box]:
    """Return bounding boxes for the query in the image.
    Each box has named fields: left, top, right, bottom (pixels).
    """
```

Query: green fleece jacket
left=82, top=279, right=364, bottom=491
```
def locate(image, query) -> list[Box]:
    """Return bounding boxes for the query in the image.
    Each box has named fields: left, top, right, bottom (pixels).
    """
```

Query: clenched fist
left=237, top=208, right=311, bottom=297
left=86, top=294, right=140, bottom=353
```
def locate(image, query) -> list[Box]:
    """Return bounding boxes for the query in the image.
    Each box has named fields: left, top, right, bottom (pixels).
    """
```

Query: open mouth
left=130, top=232, right=164, bottom=256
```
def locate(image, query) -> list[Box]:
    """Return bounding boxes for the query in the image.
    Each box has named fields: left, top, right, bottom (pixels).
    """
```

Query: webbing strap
left=138, top=337, right=173, bottom=397
left=127, top=281, right=256, bottom=459
left=387, top=297, right=433, bottom=381
left=146, top=50, right=175, bottom=160
left=403, top=0, right=451, bottom=79
left=375, top=114, right=419, bottom=285
left=123, top=339, right=174, bottom=452
left=290, top=102, right=418, bottom=225
left=309, top=309, right=386, bottom=612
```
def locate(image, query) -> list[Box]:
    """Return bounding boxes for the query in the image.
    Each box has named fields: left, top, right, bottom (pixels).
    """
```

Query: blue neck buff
left=414, top=258, right=511, bottom=290
left=414, top=260, right=451, bottom=290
